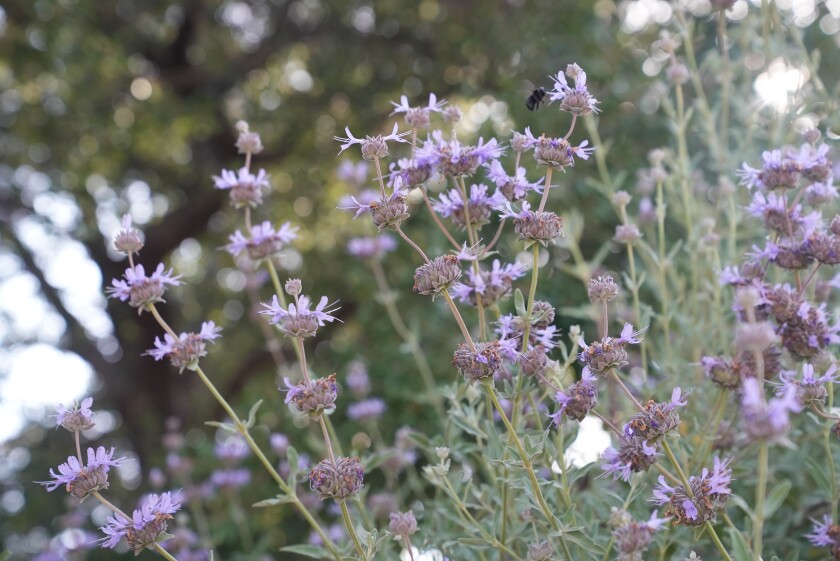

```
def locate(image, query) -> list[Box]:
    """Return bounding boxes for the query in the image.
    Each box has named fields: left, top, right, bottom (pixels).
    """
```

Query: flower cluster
left=225, top=221, right=298, bottom=261
left=145, top=321, right=222, bottom=372
left=40, top=446, right=124, bottom=500
left=260, top=292, right=340, bottom=338
left=651, top=457, right=732, bottom=526
left=107, top=263, right=181, bottom=312
left=100, top=491, right=183, bottom=554
left=578, top=323, right=646, bottom=375
left=451, top=259, right=528, bottom=307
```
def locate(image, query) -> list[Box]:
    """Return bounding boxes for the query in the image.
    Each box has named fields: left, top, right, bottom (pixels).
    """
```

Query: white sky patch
left=559, top=416, right=612, bottom=470
left=753, top=59, right=808, bottom=113
left=0, top=344, right=92, bottom=442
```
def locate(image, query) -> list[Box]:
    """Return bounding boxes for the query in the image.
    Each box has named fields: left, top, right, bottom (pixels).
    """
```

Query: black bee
left=525, top=86, right=547, bottom=111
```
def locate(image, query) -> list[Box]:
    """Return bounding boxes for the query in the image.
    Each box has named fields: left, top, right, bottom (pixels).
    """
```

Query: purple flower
left=282, top=375, right=339, bottom=417
left=100, top=491, right=183, bottom=554
left=114, top=214, right=144, bottom=255
left=550, top=367, right=598, bottom=424
left=215, top=436, right=249, bottom=464
left=778, top=362, right=838, bottom=407
left=212, top=167, right=270, bottom=208
left=210, top=468, right=251, bottom=490
left=495, top=312, right=559, bottom=353
left=578, top=323, right=646, bottom=375
left=336, top=161, right=370, bottom=186
left=225, top=221, right=298, bottom=261
left=485, top=160, right=543, bottom=202
left=625, top=387, right=687, bottom=443
left=416, top=131, right=504, bottom=177
left=741, top=378, right=802, bottom=443
left=612, top=511, right=668, bottom=560
left=432, top=183, right=507, bottom=229
left=547, top=63, right=600, bottom=115
left=650, top=457, right=732, bottom=526
left=807, top=515, right=838, bottom=549
left=345, top=360, right=371, bottom=398
left=390, top=93, right=446, bottom=129
left=270, top=433, right=290, bottom=457
left=510, top=127, right=538, bottom=153
left=745, top=191, right=820, bottom=237
left=739, top=149, right=802, bottom=191
left=533, top=135, right=594, bottom=169
left=145, top=321, right=222, bottom=373
left=40, top=446, right=124, bottom=500
left=601, top=434, right=659, bottom=482
left=341, top=184, right=410, bottom=231
left=451, top=259, right=528, bottom=307
left=260, top=294, right=340, bottom=338
left=107, top=263, right=181, bottom=312
left=347, top=235, right=397, bottom=260
left=347, top=398, right=386, bottom=422
left=335, top=123, right=410, bottom=160
left=56, top=397, right=95, bottom=432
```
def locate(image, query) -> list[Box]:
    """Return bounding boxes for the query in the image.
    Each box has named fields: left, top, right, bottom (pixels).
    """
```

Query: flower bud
left=309, top=457, right=365, bottom=501
left=527, top=541, right=553, bottom=561
left=612, top=191, right=632, bottom=207
left=588, top=275, right=620, bottom=303
left=388, top=510, right=418, bottom=539
left=285, top=278, right=303, bottom=296
left=666, top=63, right=689, bottom=85
left=514, top=211, right=564, bottom=244
left=413, top=255, right=462, bottom=297
left=613, top=224, right=642, bottom=245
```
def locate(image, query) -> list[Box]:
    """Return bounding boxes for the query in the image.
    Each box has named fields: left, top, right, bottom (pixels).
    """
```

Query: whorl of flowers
left=308, top=457, right=365, bottom=501
left=778, top=362, right=838, bottom=407
left=651, top=457, right=732, bottom=526
left=212, top=167, right=270, bottom=208
left=413, top=255, right=462, bottom=298
left=224, top=221, right=298, bottom=261
left=390, top=93, right=446, bottom=130
left=107, top=263, right=181, bottom=312
left=533, top=134, right=593, bottom=170
left=550, top=367, right=598, bottom=423
left=612, top=512, right=668, bottom=561
left=485, top=159, right=543, bottom=202
left=452, top=340, right=509, bottom=381
left=40, top=446, right=124, bottom=500
left=343, top=185, right=411, bottom=231
left=335, top=123, right=410, bottom=160
left=282, top=375, right=339, bottom=418
left=260, top=293, right=340, bottom=338
left=451, top=259, right=528, bottom=307
left=741, top=378, right=802, bottom=443
left=578, top=323, right=646, bottom=375
left=145, top=321, right=222, bottom=373
left=416, top=130, right=504, bottom=177
left=601, top=433, right=659, bottom=481
left=55, top=397, right=95, bottom=432
left=432, top=183, right=507, bottom=230
left=388, top=510, right=418, bottom=539
left=625, top=387, right=688, bottom=443
left=498, top=201, right=564, bottom=245
left=113, top=214, right=144, bottom=255
left=100, top=491, right=183, bottom=554
left=548, top=63, right=600, bottom=115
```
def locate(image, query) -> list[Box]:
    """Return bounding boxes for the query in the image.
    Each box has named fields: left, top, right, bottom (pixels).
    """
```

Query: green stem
left=341, top=500, right=366, bottom=559
left=458, top=176, right=487, bottom=341
left=154, top=545, right=180, bottom=561
left=753, top=442, right=768, bottom=561
left=706, top=521, right=735, bottom=561
left=830, top=383, right=838, bottom=522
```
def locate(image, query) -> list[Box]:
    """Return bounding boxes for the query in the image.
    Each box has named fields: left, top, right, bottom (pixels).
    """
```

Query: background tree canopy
left=2, top=0, right=840, bottom=560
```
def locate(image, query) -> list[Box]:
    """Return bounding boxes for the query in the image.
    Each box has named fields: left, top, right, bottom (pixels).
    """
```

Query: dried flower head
left=651, top=457, right=732, bottom=526
left=282, top=375, right=338, bottom=418
left=520, top=345, right=549, bottom=376
left=527, top=541, right=553, bottom=561
left=413, top=255, right=462, bottom=298
left=114, top=215, right=144, bottom=255
left=146, top=321, right=222, bottom=373
left=588, top=275, right=620, bottom=303
left=309, top=457, right=365, bottom=501
left=453, top=340, right=506, bottom=381
left=388, top=510, right=418, bottom=539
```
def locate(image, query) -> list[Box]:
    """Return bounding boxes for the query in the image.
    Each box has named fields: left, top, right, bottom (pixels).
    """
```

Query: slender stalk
left=694, top=388, right=728, bottom=471
left=608, top=370, right=644, bottom=411
left=706, top=521, right=735, bottom=561
left=617, top=202, right=648, bottom=376
left=395, top=225, right=430, bottom=263
left=753, top=442, right=768, bottom=561
left=520, top=244, right=541, bottom=354
left=74, top=431, right=83, bottom=464
left=403, top=536, right=416, bottom=561
left=341, top=500, right=366, bottom=559
left=654, top=179, right=672, bottom=362
left=537, top=168, right=554, bottom=213
left=442, top=290, right=476, bottom=351
left=480, top=218, right=507, bottom=256
left=421, top=188, right=461, bottom=250
left=373, top=156, right=387, bottom=198
left=229, top=490, right=254, bottom=551
left=458, top=176, right=487, bottom=341
left=829, top=383, right=838, bottom=522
